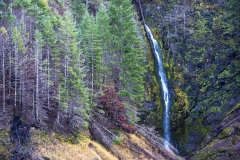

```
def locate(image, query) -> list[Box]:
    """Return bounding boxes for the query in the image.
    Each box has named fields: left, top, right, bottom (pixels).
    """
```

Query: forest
left=0, top=0, right=151, bottom=159
left=0, top=0, right=239, bottom=159
left=0, top=0, right=146, bottom=130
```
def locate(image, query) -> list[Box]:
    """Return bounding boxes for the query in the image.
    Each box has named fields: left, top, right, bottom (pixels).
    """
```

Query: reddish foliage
left=58, top=9, right=64, bottom=16
left=117, top=114, right=127, bottom=124
left=122, top=124, right=136, bottom=133
left=99, top=84, right=135, bottom=133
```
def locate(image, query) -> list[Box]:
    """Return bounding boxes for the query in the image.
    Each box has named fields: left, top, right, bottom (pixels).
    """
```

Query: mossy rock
left=217, top=127, right=232, bottom=140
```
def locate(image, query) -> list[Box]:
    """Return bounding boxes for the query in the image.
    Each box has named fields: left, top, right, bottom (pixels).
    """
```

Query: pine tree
left=96, top=2, right=111, bottom=85
left=71, top=0, right=87, bottom=24
left=81, top=10, right=102, bottom=103
left=109, top=0, right=146, bottom=103
left=42, top=15, right=57, bottom=109
left=58, top=11, right=89, bottom=123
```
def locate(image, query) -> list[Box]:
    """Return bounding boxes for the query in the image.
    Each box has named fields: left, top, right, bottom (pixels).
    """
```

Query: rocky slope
left=189, top=104, right=240, bottom=160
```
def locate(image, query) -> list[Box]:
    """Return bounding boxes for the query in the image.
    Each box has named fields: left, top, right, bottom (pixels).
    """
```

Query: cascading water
left=145, top=24, right=171, bottom=149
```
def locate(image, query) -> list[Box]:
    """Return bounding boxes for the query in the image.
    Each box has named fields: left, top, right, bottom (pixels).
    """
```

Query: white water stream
left=145, top=24, right=171, bottom=149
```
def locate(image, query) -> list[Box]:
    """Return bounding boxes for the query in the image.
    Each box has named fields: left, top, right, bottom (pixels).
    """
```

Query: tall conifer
left=96, top=2, right=111, bottom=85
left=109, top=0, right=146, bottom=103
left=81, top=10, right=102, bottom=103
left=58, top=11, right=89, bottom=119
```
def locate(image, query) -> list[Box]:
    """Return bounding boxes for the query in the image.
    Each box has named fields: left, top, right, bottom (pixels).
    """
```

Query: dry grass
left=128, top=134, right=151, bottom=151
left=113, top=133, right=155, bottom=160
left=33, top=131, right=117, bottom=160
left=32, top=130, right=172, bottom=160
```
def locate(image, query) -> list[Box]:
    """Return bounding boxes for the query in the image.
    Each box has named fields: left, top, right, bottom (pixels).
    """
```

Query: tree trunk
left=47, top=48, right=50, bottom=109
left=36, top=42, right=39, bottom=121
left=2, top=41, right=6, bottom=111
left=14, top=42, right=18, bottom=113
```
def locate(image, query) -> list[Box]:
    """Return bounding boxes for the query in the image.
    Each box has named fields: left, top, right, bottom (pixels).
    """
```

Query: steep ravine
left=135, top=0, right=240, bottom=157
left=0, top=0, right=239, bottom=159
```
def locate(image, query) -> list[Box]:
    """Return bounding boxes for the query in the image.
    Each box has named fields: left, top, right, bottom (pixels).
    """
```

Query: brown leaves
left=99, top=84, right=135, bottom=133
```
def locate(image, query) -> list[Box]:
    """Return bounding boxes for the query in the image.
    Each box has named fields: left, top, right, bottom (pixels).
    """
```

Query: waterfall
left=145, top=24, right=171, bottom=149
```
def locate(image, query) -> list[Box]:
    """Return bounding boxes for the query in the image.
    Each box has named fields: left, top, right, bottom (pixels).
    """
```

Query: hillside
left=0, top=0, right=239, bottom=159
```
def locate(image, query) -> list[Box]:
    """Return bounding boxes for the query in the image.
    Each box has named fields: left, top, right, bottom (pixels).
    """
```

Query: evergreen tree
left=58, top=11, right=89, bottom=121
left=96, top=2, right=111, bottom=85
left=71, top=0, right=87, bottom=24
left=42, top=15, right=56, bottom=109
left=81, top=10, right=102, bottom=103
left=109, top=0, right=146, bottom=103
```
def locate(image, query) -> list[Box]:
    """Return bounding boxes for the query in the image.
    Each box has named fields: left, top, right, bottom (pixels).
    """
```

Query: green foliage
left=217, top=127, right=232, bottom=140
left=71, top=0, right=86, bottom=23
left=42, top=15, right=56, bottom=47
left=173, top=87, right=189, bottom=113
left=50, top=10, right=61, bottom=27
left=34, top=30, right=43, bottom=46
left=54, top=132, right=83, bottom=144
left=218, top=69, right=231, bottom=79
left=6, top=3, right=15, bottom=22
left=14, top=0, right=32, bottom=7
left=33, top=0, right=48, bottom=10
left=96, top=2, right=111, bottom=79
left=112, top=136, right=124, bottom=145
left=124, top=102, right=135, bottom=125
left=96, top=3, right=110, bottom=43
left=58, top=10, right=90, bottom=116
left=207, top=107, right=221, bottom=113
left=110, top=129, right=121, bottom=136
left=109, top=0, right=147, bottom=103
left=13, top=27, right=27, bottom=53
left=227, top=102, right=240, bottom=116
left=24, top=0, right=50, bottom=24
left=0, top=1, right=6, bottom=8
left=80, top=9, right=104, bottom=105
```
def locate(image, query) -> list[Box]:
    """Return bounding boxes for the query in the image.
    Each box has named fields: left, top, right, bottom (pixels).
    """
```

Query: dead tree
left=10, top=116, right=31, bottom=160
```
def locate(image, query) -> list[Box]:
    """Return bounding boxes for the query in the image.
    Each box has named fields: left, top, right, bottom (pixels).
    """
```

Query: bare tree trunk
left=91, top=35, right=94, bottom=104
left=64, top=37, right=69, bottom=111
left=9, top=44, right=12, bottom=95
left=174, top=9, right=177, bottom=36
left=2, top=41, right=6, bottom=111
left=20, top=10, right=24, bottom=113
left=14, top=42, right=18, bottom=113
left=47, top=48, right=50, bottom=109
left=36, top=43, right=39, bottom=121
left=183, top=8, right=186, bottom=39
left=55, top=85, right=61, bottom=126
left=32, top=91, right=35, bottom=116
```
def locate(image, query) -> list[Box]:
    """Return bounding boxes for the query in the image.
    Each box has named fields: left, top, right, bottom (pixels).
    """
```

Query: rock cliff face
left=136, top=0, right=240, bottom=156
